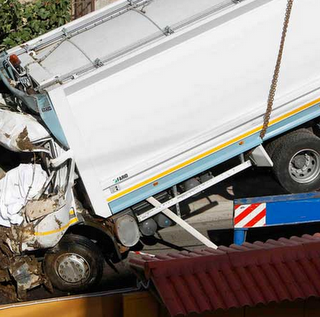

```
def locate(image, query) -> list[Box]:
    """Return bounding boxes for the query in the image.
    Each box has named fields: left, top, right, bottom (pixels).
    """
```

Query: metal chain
left=260, top=0, right=294, bottom=139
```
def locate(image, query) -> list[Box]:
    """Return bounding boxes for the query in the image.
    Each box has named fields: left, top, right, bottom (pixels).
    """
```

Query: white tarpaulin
left=0, top=107, right=50, bottom=152
left=0, top=164, right=48, bottom=227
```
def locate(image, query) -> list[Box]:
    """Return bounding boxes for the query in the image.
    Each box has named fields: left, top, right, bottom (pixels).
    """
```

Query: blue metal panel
left=235, top=192, right=320, bottom=205
left=37, top=94, right=69, bottom=148
left=233, top=192, right=320, bottom=245
left=235, top=192, right=320, bottom=226
left=266, top=196, right=320, bottom=225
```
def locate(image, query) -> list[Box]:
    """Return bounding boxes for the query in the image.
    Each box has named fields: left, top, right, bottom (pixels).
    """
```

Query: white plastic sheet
left=0, top=164, right=48, bottom=227
left=0, top=107, right=50, bottom=152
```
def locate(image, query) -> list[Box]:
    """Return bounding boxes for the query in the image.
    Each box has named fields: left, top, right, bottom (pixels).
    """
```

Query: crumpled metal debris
left=0, top=164, right=48, bottom=227
left=0, top=227, right=50, bottom=301
left=16, top=127, right=35, bottom=151
left=25, top=194, right=62, bottom=222
left=9, top=256, right=45, bottom=300
left=0, top=106, right=49, bottom=152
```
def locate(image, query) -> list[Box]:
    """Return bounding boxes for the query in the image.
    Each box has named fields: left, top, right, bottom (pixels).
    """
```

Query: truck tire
left=44, top=234, right=103, bottom=292
left=271, top=130, right=320, bottom=193
left=265, top=128, right=313, bottom=159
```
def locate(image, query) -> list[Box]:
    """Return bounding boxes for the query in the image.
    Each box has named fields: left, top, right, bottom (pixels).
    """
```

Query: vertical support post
left=234, top=228, right=248, bottom=245
left=239, top=153, right=245, bottom=164
left=172, top=185, right=181, bottom=218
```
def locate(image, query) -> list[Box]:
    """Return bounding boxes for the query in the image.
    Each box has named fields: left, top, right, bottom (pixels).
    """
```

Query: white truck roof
left=9, top=0, right=233, bottom=89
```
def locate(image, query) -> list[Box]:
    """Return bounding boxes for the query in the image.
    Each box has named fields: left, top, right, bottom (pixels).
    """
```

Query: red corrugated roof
left=130, top=234, right=320, bottom=316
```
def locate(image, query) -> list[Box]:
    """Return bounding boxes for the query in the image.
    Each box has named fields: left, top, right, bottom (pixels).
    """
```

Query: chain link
left=260, top=0, right=295, bottom=139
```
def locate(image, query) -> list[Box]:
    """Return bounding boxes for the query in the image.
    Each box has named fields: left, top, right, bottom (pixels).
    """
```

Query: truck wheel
left=272, top=130, right=320, bottom=193
left=44, top=234, right=103, bottom=292
left=265, top=128, right=313, bottom=158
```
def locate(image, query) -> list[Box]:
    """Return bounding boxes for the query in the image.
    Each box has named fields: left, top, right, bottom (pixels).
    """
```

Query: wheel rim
left=289, top=149, right=320, bottom=184
left=55, top=253, right=90, bottom=284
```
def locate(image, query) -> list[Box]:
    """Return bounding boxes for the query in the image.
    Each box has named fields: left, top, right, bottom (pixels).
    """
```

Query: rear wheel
left=270, top=130, right=320, bottom=193
left=44, top=234, right=103, bottom=292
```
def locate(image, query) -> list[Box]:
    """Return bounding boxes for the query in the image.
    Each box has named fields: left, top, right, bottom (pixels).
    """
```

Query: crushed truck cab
left=0, top=106, right=78, bottom=252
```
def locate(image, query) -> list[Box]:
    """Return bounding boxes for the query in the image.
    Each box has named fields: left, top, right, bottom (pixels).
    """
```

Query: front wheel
left=271, top=130, right=320, bottom=193
left=44, top=234, right=104, bottom=292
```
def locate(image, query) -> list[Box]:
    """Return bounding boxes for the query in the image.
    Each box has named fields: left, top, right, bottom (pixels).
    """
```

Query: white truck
left=0, top=0, right=319, bottom=297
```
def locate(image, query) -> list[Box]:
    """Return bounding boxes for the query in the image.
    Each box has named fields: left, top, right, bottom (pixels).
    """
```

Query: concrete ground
left=142, top=165, right=285, bottom=253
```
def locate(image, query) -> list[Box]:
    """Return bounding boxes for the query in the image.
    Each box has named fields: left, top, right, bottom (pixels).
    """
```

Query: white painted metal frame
left=250, top=145, right=273, bottom=167
left=138, top=160, right=252, bottom=222
left=147, top=197, right=218, bottom=249
left=138, top=160, right=252, bottom=248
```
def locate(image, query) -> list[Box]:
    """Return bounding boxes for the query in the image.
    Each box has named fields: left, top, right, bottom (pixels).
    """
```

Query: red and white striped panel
left=234, top=203, right=266, bottom=228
